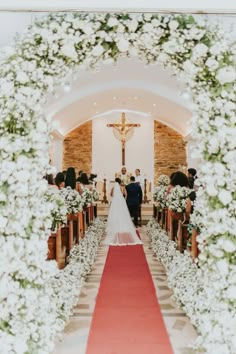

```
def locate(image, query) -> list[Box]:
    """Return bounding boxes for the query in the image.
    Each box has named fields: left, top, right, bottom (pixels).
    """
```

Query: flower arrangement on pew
left=153, top=174, right=169, bottom=211
left=91, top=187, right=99, bottom=203
left=45, top=188, right=67, bottom=231
left=60, top=187, right=84, bottom=214
left=81, top=188, right=94, bottom=208
left=166, top=186, right=192, bottom=213
left=146, top=219, right=206, bottom=334
left=49, top=218, right=106, bottom=331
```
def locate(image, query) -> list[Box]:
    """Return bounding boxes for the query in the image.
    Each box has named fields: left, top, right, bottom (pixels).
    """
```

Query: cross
left=107, top=112, right=141, bottom=165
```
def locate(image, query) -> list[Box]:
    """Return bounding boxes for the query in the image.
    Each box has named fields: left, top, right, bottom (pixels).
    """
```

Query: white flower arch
left=0, top=12, right=235, bottom=353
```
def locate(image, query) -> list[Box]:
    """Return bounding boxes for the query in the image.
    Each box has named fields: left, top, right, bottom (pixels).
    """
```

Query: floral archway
left=0, top=13, right=235, bottom=353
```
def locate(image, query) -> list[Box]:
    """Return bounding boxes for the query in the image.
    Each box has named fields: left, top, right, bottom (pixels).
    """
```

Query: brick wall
left=154, top=121, right=187, bottom=184
left=63, top=121, right=92, bottom=175
left=63, top=120, right=187, bottom=182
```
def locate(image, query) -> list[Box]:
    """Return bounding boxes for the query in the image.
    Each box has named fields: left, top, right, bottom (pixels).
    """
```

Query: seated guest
left=77, top=172, right=93, bottom=194
left=65, top=167, right=76, bottom=189
left=171, top=171, right=189, bottom=188
left=187, top=168, right=197, bottom=189
left=55, top=172, right=65, bottom=190
left=76, top=170, right=84, bottom=182
left=44, top=174, right=55, bottom=186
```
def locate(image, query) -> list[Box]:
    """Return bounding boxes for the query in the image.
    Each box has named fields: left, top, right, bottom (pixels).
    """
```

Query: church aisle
left=53, top=228, right=197, bottom=354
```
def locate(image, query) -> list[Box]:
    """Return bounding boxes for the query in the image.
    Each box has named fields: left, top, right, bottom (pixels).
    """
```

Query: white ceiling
left=47, top=58, right=192, bottom=136
left=0, top=12, right=236, bottom=138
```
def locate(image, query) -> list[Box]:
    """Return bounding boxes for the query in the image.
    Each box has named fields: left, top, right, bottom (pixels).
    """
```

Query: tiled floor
left=53, top=228, right=197, bottom=354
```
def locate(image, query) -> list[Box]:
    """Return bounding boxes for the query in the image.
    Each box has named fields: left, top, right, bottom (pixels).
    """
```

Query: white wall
left=92, top=111, right=154, bottom=183
left=50, top=136, right=63, bottom=173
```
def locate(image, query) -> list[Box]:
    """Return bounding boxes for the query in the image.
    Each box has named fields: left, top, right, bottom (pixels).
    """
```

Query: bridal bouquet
left=157, top=174, right=169, bottom=186
left=153, top=185, right=167, bottom=210
left=45, top=188, right=67, bottom=230
left=166, top=186, right=191, bottom=212
left=60, top=187, right=84, bottom=214
left=81, top=188, right=94, bottom=208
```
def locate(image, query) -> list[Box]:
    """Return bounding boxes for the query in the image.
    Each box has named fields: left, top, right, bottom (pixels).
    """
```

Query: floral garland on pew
left=0, top=12, right=235, bottom=353
left=146, top=220, right=207, bottom=342
left=49, top=218, right=105, bottom=335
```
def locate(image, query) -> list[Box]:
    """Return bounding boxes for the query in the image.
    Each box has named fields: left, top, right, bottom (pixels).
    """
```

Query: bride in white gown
left=103, top=178, right=142, bottom=246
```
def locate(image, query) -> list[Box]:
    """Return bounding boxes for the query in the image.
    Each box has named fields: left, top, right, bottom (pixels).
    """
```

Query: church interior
left=0, top=4, right=235, bottom=354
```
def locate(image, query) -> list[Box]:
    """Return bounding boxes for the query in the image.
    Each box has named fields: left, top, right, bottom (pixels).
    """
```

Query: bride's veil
left=105, top=182, right=142, bottom=245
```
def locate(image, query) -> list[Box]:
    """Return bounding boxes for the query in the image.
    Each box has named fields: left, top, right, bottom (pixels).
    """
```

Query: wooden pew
left=47, top=225, right=66, bottom=269
left=177, top=219, right=189, bottom=253
left=169, top=211, right=183, bottom=241
left=191, top=228, right=200, bottom=260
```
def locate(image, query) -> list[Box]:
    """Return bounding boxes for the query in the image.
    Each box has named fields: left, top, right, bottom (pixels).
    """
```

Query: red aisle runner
left=86, top=243, right=174, bottom=354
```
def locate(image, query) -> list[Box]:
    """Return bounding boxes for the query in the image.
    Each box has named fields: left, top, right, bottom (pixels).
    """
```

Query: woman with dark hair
left=45, top=174, right=54, bottom=186
left=77, top=172, right=92, bottom=194
left=55, top=172, right=65, bottom=190
left=65, top=167, right=76, bottom=189
left=171, top=171, right=189, bottom=187
left=187, top=168, right=197, bottom=189
left=110, top=177, right=127, bottom=198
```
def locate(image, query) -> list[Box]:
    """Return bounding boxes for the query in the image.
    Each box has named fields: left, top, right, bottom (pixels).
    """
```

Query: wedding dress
left=103, top=182, right=142, bottom=246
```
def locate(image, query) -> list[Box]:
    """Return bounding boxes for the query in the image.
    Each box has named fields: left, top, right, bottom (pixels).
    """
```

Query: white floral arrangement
left=166, top=186, right=191, bottom=212
left=146, top=220, right=207, bottom=343
left=91, top=187, right=99, bottom=203
left=49, top=218, right=105, bottom=337
left=60, top=187, right=84, bottom=214
left=45, top=188, right=67, bottom=231
left=157, top=174, right=169, bottom=186
left=0, top=12, right=235, bottom=354
left=81, top=188, right=94, bottom=208
left=153, top=185, right=167, bottom=210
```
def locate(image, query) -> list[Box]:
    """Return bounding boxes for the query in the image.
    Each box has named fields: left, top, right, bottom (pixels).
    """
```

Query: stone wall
left=63, top=121, right=92, bottom=175
left=154, top=121, right=187, bottom=184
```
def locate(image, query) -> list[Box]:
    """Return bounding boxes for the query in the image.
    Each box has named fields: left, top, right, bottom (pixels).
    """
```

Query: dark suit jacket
left=125, top=182, right=143, bottom=206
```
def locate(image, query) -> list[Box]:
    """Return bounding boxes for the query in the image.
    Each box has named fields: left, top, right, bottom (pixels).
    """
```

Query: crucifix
left=107, top=112, right=141, bottom=165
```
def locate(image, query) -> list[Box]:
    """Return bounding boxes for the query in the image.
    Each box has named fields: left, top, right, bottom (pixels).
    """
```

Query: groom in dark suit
left=125, top=176, right=143, bottom=227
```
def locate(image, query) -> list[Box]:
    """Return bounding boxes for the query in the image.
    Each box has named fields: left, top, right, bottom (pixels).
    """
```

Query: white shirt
left=135, top=175, right=144, bottom=188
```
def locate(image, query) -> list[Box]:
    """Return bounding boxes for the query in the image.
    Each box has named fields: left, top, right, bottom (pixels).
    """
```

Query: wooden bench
left=47, top=225, right=66, bottom=269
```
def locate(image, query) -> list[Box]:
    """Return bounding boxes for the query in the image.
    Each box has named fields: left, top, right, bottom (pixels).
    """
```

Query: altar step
left=96, top=202, right=154, bottom=225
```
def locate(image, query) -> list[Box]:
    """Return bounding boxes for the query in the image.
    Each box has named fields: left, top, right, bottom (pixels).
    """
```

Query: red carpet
left=86, top=239, right=174, bottom=354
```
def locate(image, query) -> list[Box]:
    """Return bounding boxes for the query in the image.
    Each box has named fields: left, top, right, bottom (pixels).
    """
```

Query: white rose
left=226, top=286, right=236, bottom=299
left=216, top=66, right=236, bottom=85
left=206, top=184, right=218, bottom=196
left=192, top=43, right=208, bottom=58
left=162, top=39, right=179, bottom=54
left=168, top=20, right=179, bottom=31
left=128, top=20, right=138, bottom=32
left=222, top=240, right=236, bottom=253
left=218, top=190, right=232, bottom=205
left=1, top=81, right=14, bottom=95
left=143, top=23, right=153, bottom=32
left=107, top=17, right=119, bottom=27
left=205, top=58, right=219, bottom=71
left=0, top=215, right=8, bottom=228
left=216, top=259, right=229, bottom=275
left=92, top=45, right=104, bottom=57
left=116, top=38, right=129, bottom=52
left=16, top=72, right=29, bottom=84
left=61, top=43, right=77, bottom=60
